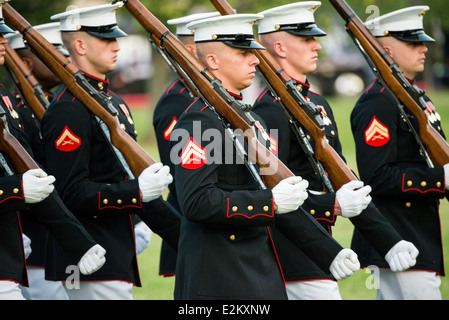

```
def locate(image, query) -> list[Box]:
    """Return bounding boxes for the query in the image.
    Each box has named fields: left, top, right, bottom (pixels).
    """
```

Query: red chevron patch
left=55, top=126, right=82, bottom=152
left=364, top=116, right=390, bottom=147
left=180, top=138, right=207, bottom=169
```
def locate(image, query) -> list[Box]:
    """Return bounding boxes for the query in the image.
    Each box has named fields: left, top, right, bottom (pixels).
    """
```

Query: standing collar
left=82, top=72, right=109, bottom=92
left=291, top=77, right=311, bottom=96
left=227, top=90, right=243, bottom=100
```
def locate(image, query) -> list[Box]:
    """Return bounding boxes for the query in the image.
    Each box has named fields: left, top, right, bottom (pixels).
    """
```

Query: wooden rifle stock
left=211, top=0, right=357, bottom=190
left=329, top=0, right=449, bottom=167
left=4, top=42, right=47, bottom=119
left=118, top=0, right=294, bottom=189
left=2, top=3, right=155, bottom=177
left=0, top=107, right=39, bottom=173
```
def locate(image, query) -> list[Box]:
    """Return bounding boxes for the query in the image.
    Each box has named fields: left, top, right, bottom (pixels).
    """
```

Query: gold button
left=120, top=123, right=126, bottom=130
left=0, top=190, right=3, bottom=195
left=212, top=34, right=218, bottom=40
left=310, top=209, right=316, bottom=215
left=117, top=199, right=122, bottom=204
left=93, top=216, right=97, bottom=219
left=331, top=130, right=335, bottom=135
left=436, top=182, right=442, bottom=188
left=407, top=180, right=413, bottom=187
left=132, top=198, right=137, bottom=204
left=325, top=211, right=331, bottom=217
left=247, top=205, right=253, bottom=211
left=232, top=206, right=238, bottom=212
left=263, top=206, right=269, bottom=212
left=405, top=202, right=411, bottom=207
left=306, top=135, right=311, bottom=141
left=421, top=181, right=427, bottom=187
left=275, top=24, right=281, bottom=30
left=384, top=30, right=389, bottom=36
left=230, top=235, right=236, bottom=241
left=103, top=199, right=108, bottom=204
left=13, top=188, right=19, bottom=194
left=134, top=130, right=138, bottom=135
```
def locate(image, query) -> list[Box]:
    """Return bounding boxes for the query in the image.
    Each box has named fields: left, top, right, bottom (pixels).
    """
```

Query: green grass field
left=129, top=88, right=449, bottom=300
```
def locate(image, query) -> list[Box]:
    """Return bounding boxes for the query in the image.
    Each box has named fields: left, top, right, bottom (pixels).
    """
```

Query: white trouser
left=0, top=281, right=25, bottom=300
left=369, top=267, right=441, bottom=300
left=286, top=279, right=342, bottom=300
left=20, top=267, right=68, bottom=300
left=62, top=280, right=134, bottom=300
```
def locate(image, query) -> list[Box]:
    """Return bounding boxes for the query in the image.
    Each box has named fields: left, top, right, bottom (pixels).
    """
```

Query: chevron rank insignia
left=164, top=117, right=178, bottom=140
left=364, top=116, right=390, bottom=147
left=269, top=133, right=278, bottom=156
left=181, top=137, right=207, bottom=169
left=55, top=125, right=82, bottom=152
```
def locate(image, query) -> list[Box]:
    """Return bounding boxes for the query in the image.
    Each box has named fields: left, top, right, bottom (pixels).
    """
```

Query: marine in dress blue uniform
left=253, top=2, right=416, bottom=300
left=171, top=13, right=359, bottom=300
left=42, top=3, right=180, bottom=299
left=0, top=11, right=105, bottom=299
left=351, top=6, right=445, bottom=299
left=153, top=12, right=218, bottom=277
left=6, top=23, right=71, bottom=300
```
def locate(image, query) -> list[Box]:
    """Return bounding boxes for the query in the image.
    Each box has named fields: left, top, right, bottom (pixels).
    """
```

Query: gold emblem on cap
left=212, top=34, right=218, bottom=40
left=418, top=9, right=428, bottom=17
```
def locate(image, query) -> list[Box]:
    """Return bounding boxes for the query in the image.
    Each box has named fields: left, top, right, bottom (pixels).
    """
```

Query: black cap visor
left=79, top=24, right=127, bottom=39
left=54, top=44, right=70, bottom=57
left=199, top=33, right=265, bottom=50
left=0, top=20, right=13, bottom=34
left=274, top=22, right=326, bottom=37
left=386, top=29, right=434, bottom=42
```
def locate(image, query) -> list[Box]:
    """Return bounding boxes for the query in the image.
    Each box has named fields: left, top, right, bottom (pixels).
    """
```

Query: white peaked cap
left=51, top=3, right=127, bottom=38
left=168, top=12, right=221, bottom=36
left=6, top=22, right=69, bottom=56
left=186, top=13, right=265, bottom=49
left=365, top=6, right=434, bottom=42
left=4, top=31, right=23, bottom=50
left=6, top=22, right=63, bottom=50
left=257, top=1, right=326, bottom=36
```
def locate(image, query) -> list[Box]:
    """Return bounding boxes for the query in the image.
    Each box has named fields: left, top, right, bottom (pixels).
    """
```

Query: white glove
left=77, top=244, right=106, bottom=275
left=22, top=169, right=55, bottom=204
left=134, top=222, right=151, bottom=255
left=330, top=248, right=360, bottom=281
left=138, top=163, right=173, bottom=202
left=385, top=240, right=419, bottom=272
left=272, top=176, right=309, bottom=214
left=336, top=180, right=372, bottom=218
left=443, top=164, right=449, bottom=188
left=22, top=233, right=32, bottom=259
